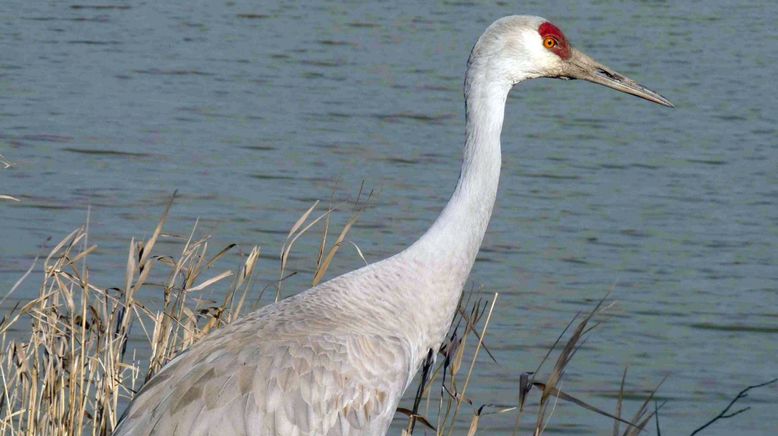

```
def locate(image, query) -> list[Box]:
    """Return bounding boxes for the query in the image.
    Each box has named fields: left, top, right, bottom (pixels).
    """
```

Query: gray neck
left=405, top=62, right=512, bottom=286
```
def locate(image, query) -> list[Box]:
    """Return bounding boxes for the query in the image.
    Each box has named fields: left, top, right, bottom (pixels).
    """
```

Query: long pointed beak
left=562, top=48, right=674, bottom=108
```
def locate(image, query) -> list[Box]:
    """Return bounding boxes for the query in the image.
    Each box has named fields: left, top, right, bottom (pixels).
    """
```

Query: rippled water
left=1, top=1, right=776, bottom=434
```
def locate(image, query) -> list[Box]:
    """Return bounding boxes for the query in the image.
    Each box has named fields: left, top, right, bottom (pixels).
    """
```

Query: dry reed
left=398, top=291, right=665, bottom=435
left=0, top=195, right=362, bottom=435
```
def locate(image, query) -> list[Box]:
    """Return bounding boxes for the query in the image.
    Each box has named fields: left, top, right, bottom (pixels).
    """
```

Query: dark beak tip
left=655, top=95, right=675, bottom=108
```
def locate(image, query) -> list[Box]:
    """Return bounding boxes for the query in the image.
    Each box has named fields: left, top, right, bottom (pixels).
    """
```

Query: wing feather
left=115, top=282, right=413, bottom=436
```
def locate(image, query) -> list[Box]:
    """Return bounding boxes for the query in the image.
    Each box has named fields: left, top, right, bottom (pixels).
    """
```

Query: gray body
left=116, top=253, right=462, bottom=435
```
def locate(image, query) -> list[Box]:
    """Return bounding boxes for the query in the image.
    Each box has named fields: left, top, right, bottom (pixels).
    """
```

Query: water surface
left=1, top=1, right=776, bottom=434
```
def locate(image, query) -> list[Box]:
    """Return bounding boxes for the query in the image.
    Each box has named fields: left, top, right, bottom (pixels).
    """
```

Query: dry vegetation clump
left=0, top=194, right=373, bottom=435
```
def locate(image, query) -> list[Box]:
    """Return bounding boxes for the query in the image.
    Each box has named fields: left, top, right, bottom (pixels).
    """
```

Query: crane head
left=471, top=16, right=673, bottom=107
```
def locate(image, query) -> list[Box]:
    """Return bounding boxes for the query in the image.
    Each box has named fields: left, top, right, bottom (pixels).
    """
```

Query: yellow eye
left=543, top=37, right=557, bottom=49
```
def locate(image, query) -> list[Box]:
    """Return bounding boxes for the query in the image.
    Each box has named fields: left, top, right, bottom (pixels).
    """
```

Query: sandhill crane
left=114, top=15, right=672, bottom=436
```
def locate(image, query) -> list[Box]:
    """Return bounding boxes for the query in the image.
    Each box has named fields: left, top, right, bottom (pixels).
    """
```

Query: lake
left=1, top=1, right=776, bottom=434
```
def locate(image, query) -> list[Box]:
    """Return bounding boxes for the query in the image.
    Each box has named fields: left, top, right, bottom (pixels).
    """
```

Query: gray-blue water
left=1, top=1, right=776, bottom=434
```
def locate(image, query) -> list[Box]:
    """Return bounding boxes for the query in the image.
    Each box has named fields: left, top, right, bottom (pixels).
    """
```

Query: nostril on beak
left=596, top=68, right=620, bottom=81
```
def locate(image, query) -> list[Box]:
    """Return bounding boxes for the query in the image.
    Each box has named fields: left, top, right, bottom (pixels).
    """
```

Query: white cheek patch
left=517, top=31, right=562, bottom=77
left=525, top=32, right=559, bottom=62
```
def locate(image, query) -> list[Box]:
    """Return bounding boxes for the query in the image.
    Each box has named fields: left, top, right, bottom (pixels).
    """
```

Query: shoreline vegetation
left=0, top=194, right=773, bottom=435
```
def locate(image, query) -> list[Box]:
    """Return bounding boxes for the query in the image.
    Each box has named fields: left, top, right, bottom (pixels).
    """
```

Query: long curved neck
left=407, top=62, right=512, bottom=285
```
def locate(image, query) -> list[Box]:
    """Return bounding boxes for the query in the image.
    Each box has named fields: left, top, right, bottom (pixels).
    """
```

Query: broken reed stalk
left=689, top=378, right=778, bottom=436
left=446, top=293, right=498, bottom=436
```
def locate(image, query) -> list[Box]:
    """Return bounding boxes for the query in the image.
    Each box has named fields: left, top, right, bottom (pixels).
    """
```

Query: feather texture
left=115, top=254, right=463, bottom=435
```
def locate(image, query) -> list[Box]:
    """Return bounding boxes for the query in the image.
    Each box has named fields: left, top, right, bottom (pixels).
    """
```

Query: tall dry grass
left=398, top=292, right=662, bottom=436
left=0, top=193, right=377, bottom=435
left=1, top=195, right=665, bottom=435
